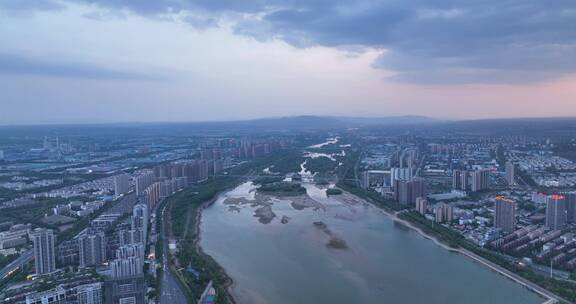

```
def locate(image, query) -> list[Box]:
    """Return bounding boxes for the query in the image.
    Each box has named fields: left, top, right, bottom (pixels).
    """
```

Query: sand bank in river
left=223, top=191, right=325, bottom=224
left=313, top=221, right=349, bottom=250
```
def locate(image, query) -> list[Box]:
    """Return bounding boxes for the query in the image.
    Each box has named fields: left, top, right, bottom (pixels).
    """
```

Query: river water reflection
left=199, top=182, right=543, bottom=304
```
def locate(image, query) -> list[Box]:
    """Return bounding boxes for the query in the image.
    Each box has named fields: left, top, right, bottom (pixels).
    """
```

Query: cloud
left=3, top=0, right=576, bottom=84
left=0, top=0, right=65, bottom=12
left=0, top=53, right=158, bottom=80
left=234, top=0, right=576, bottom=83
left=181, top=14, right=219, bottom=29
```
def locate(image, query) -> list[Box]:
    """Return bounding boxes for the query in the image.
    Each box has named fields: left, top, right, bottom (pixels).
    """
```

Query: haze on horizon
left=0, top=0, right=575, bottom=125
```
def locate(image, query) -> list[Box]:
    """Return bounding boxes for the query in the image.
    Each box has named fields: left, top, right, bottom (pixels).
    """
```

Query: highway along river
left=199, top=182, right=544, bottom=304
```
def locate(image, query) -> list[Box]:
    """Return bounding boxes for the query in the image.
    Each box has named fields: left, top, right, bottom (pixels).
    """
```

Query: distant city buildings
left=144, top=182, right=161, bottom=209
left=435, top=203, right=453, bottom=223
left=135, top=171, right=155, bottom=195
left=31, top=228, right=56, bottom=275
left=390, top=167, right=414, bottom=184
left=131, top=204, right=148, bottom=243
left=393, top=179, right=425, bottom=206
left=114, top=174, right=130, bottom=196
left=452, top=170, right=468, bottom=191
left=505, top=161, right=516, bottom=186
left=494, top=196, right=516, bottom=233
left=415, top=197, right=427, bottom=216
left=471, top=169, right=490, bottom=192
left=563, top=191, right=576, bottom=223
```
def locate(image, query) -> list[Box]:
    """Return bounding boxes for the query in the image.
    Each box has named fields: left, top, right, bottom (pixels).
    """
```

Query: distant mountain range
left=3, top=116, right=576, bottom=137
left=199, top=115, right=443, bottom=131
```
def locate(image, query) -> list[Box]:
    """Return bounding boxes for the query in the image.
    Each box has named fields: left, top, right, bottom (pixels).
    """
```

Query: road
left=0, top=250, right=33, bottom=280
left=158, top=201, right=188, bottom=304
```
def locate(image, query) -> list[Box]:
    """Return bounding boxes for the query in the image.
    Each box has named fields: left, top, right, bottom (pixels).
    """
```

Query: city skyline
left=2, top=119, right=576, bottom=303
left=1, top=1, right=576, bottom=124
left=2, top=2, right=576, bottom=303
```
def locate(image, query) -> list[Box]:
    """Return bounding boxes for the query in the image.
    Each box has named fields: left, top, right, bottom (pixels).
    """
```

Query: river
left=199, top=182, right=544, bottom=304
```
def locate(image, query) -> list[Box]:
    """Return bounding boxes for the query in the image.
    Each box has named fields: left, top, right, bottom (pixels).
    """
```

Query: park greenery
left=326, top=188, right=343, bottom=196
left=0, top=254, right=17, bottom=270
left=252, top=176, right=284, bottom=186
left=305, top=157, right=338, bottom=175
left=258, top=182, right=306, bottom=196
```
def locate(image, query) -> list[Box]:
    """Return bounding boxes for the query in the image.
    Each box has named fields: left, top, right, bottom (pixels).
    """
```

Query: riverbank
left=193, top=197, right=237, bottom=304
left=172, top=188, right=240, bottom=304
left=334, top=190, right=563, bottom=304
left=392, top=212, right=558, bottom=303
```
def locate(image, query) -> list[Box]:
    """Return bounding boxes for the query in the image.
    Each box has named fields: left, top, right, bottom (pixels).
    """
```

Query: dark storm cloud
left=236, top=0, right=576, bottom=83
left=4, top=0, right=576, bottom=83
left=0, top=53, right=157, bottom=80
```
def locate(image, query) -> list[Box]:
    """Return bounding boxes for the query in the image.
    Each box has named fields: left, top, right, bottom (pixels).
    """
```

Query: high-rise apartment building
left=453, top=170, right=469, bottom=191
left=415, top=197, right=427, bottom=215
left=135, top=171, right=155, bottom=195
left=110, top=243, right=145, bottom=279
left=31, top=228, right=56, bottom=275
left=471, top=169, right=490, bottom=192
left=144, top=182, right=161, bottom=209
left=452, top=170, right=462, bottom=190
left=393, top=179, right=425, bottom=206
left=110, top=257, right=143, bottom=278
left=78, top=231, right=107, bottom=268
left=390, top=167, right=414, bottom=185
left=77, top=282, right=103, bottom=304
left=563, top=191, right=576, bottom=223
left=114, top=174, right=130, bottom=196
left=131, top=204, right=148, bottom=243
left=104, top=276, right=146, bottom=304
left=119, top=229, right=143, bottom=246
left=505, top=161, right=516, bottom=186
left=494, top=196, right=516, bottom=233
left=434, top=203, right=453, bottom=223
left=546, top=195, right=568, bottom=230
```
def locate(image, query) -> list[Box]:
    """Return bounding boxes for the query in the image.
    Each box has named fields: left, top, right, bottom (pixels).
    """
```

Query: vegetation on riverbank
left=337, top=181, right=406, bottom=212
left=167, top=181, right=236, bottom=304
left=258, top=182, right=306, bottom=196
left=326, top=188, right=343, bottom=196
left=305, top=157, right=338, bottom=175
left=252, top=176, right=284, bottom=186
left=267, top=154, right=304, bottom=174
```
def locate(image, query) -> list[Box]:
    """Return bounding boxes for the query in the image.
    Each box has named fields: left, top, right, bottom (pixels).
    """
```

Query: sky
left=0, top=0, right=575, bottom=125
